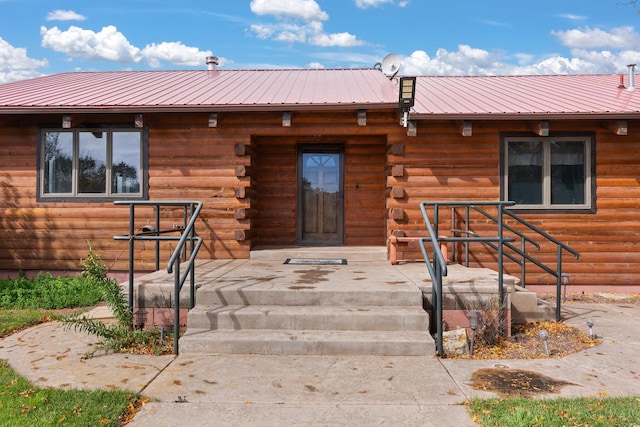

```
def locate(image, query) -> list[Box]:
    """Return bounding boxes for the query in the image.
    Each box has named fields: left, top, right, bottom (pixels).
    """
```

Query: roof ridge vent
left=627, top=64, right=636, bottom=92
left=206, top=56, right=219, bottom=71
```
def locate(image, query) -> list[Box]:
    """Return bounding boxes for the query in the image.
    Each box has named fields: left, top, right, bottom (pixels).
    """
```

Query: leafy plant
left=0, top=272, right=103, bottom=309
left=62, top=245, right=167, bottom=357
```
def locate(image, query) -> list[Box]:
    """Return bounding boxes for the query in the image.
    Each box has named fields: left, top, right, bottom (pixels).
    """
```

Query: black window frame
left=500, top=132, right=596, bottom=214
left=37, top=125, right=148, bottom=202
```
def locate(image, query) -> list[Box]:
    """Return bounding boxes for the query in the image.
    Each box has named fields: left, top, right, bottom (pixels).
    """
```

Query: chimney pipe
left=627, top=64, right=636, bottom=91
left=206, top=56, right=219, bottom=71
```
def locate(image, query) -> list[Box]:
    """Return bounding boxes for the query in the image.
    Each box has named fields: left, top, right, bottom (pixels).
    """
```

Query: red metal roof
left=1, top=69, right=640, bottom=119
left=0, top=69, right=398, bottom=113
left=412, top=74, right=640, bottom=119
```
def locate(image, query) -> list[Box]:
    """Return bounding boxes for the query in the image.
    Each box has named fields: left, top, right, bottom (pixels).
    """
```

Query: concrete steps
left=178, top=252, right=433, bottom=356
left=511, top=286, right=555, bottom=323
left=179, top=330, right=430, bottom=356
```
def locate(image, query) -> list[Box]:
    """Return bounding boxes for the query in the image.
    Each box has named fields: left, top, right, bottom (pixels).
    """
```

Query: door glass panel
left=301, top=152, right=342, bottom=243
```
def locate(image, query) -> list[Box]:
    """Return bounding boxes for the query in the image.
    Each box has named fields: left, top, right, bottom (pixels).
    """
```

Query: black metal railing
left=419, top=201, right=579, bottom=356
left=113, top=200, right=203, bottom=354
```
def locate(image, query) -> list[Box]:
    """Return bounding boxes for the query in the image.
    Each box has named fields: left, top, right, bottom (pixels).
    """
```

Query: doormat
left=284, top=258, right=347, bottom=265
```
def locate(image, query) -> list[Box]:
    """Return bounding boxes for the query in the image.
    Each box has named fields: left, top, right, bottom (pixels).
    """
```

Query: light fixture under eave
left=399, top=77, right=416, bottom=127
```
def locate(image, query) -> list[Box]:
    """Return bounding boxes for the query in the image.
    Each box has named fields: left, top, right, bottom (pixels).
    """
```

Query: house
left=0, top=64, right=639, bottom=294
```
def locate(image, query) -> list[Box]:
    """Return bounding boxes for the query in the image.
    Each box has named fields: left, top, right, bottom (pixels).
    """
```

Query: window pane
left=78, top=131, right=106, bottom=193
left=112, top=132, right=141, bottom=194
left=508, top=141, right=542, bottom=204
left=43, top=131, right=73, bottom=194
left=551, top=141, right=585, bottom=205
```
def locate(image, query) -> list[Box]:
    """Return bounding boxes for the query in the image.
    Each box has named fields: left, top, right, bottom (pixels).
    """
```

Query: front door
left=298, top=146, right=344, bottom=244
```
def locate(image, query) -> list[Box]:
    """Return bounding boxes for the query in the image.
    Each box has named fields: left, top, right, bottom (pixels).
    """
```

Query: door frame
left=296, top=144, right=345, bottom=245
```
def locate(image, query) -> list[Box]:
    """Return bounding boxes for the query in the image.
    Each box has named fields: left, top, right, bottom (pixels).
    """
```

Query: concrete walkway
left=0, top=300, right=639, bottom=426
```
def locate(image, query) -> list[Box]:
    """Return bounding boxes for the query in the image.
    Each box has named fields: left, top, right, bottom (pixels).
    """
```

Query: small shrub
left=463, top=296, right=506, bottom=347
left=63, top=245, right=168, bottom=357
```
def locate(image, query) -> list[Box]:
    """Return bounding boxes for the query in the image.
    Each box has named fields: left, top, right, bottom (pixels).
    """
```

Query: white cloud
left=250, top=0, right=328, bottom=21
left=141, top=42, right=213, bottom=68
left=354, top=0, right=393, bottom=8
left=40, top=25, right=141, bottom=63
left=307, top=61, right=324, bottom=68
left=556, top=13, right=587, bottom=21
left=46, top=10, right=86, bottom=21
left=401, top=42, right=640, bottom=76
left=310, top=31, right=362, bottom=47
left=0, top=37, right=48, bottom=83
left=249, top=8, right=362, bottom=47
left=552, top=26, right=640, bottom=50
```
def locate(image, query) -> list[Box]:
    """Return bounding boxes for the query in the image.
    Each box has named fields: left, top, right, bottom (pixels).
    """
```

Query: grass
left=469, top=395, right=640, bottom=426
left=0, top=263, right=150, bottom=426
left=0, top=359, right=143, bottom=426
left=0, top=272, right=103, bottom=309
left=0, top=309, right=68, bottom=338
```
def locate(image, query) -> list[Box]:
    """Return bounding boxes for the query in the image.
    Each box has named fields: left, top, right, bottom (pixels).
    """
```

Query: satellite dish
left=379, top=53, right=401, bottom=78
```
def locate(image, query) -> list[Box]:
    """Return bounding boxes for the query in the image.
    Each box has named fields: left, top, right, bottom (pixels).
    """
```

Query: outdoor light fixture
left=586, top=318, right=595, bottom=339
left=466, top=310, right=482, bottom=356
left=539, top=329, right=550, bottom=356
left=135, top=308, right=148, bottom=330
left=399, top=76, right=416, bottom=128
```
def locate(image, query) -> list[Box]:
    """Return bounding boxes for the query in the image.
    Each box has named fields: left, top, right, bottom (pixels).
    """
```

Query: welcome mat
left=284, top=258, right=347, bottom=265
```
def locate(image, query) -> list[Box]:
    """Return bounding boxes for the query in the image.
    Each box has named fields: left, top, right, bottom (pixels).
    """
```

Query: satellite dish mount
left=376, top=53, right=401, bottom=79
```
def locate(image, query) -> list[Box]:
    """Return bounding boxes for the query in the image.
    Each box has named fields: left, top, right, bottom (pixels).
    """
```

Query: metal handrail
left=418, top=203, right=448, bottom=357
left=419, top=201, right=580, bottom=356
left=113, top=200, right=203, bottom=354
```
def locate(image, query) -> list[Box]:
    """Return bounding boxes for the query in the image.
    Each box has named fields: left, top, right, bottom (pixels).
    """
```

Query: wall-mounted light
left=62, top=115, right=71, bottom=128
left=134, top=114, right=143, bottom=128
left=399, top=77, right=416, bottom=127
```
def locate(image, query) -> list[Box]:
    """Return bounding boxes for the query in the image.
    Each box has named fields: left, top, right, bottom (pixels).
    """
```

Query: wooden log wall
left=386, top=119, right=640, bottom=289
left=0, top=109, right=397, bottom=274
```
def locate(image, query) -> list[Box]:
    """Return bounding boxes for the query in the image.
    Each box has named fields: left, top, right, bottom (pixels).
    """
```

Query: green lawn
left=469, top=395, right=640, bottom=426
left=0, top=359, right=142, bottom=426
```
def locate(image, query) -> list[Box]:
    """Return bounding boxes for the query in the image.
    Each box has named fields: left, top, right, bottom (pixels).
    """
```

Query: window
left=39, top=128, right=146, bottom=200
left=502, top=135, right=593, bottom=211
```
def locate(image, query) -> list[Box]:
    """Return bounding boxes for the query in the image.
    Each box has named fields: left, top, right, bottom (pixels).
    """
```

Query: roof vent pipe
left=627, top=64, right=636, bottom=91
left=206, top=56, right=219, bottom=71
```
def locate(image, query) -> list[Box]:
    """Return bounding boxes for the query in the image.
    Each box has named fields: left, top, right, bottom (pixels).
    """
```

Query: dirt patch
left=470, top=367, right=575, bottom=397
left=447, top=321, right=600, bottom=360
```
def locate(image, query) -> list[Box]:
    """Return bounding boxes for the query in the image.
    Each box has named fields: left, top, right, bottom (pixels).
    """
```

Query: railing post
left=174, top=259, right=181, bottom=355
left=556, top=245, right=563, bottom=321
left=520, top=239, right=527, bottom=288
left=128, top=204, right=135, bottom=310
left=155, top=204, right=160, bottom=271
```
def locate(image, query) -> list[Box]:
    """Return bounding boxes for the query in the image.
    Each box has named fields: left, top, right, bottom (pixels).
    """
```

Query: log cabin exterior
left=0, top=68, right=639, bottom=293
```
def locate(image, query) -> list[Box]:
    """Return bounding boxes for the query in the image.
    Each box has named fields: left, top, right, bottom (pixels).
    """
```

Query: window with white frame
left=39, top=128, right=145, bottom=200
left=503, top=135, right=593, bottom=211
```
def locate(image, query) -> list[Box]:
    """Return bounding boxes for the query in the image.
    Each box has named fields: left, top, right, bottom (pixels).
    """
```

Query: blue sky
left=1, top=0, right=640, bottom=83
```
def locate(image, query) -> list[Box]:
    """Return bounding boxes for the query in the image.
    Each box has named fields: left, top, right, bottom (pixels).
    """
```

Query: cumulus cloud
left=249, top=0, right=362, bottom=47
left=250, top=0, right=328, bottom=21
left=46, top=10, right=86, bottom=21
left=40, top=25, right=141, bottom=62
left=0, top=37, right=48, bottom=83
left=141, top=42, right=213, bottom=67
left=552, top=26, right=640, bottom=50
left=39, top=24, right=218, bottom=69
